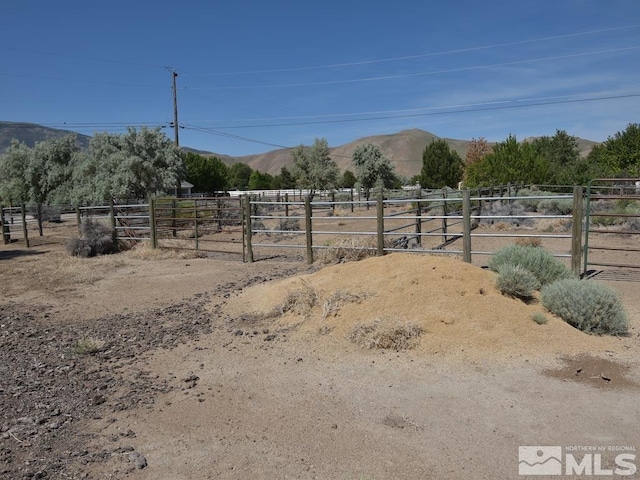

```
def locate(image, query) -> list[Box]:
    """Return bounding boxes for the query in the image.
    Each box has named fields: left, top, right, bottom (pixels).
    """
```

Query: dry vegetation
left=349, top=319, right=424, bottom=351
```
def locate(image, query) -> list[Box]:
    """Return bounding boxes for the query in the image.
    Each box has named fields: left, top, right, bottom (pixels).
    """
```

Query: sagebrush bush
left=278, top=218, right=300, bottom=231
left=537, top=198, right=573, bottom=215
left=488, top=244, right=574, bottom=286
left=495, top=264, right=541, bottom=300
left=65, top=237, right=92, bottom=257
left=66, top=219, right=116, bottom=257
left=514, top=188, right=553, bottom=211
left=541, top=279, right=628, bottom=335
left=486, top=201, right=531, bottom=227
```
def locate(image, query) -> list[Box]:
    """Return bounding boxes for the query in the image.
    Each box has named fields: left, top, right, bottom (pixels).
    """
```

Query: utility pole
left=171, top=70, right=179, bottom=147
left=167, top=67, right=182, bottom=198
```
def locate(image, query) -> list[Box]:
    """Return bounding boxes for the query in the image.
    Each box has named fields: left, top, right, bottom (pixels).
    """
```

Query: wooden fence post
left=20, top=205, right=30, bottom=248
left=109, top=199, right=118, bottom=246
left=1, top=205, right=8, bottom=244
left=37, top=204, right=43, bottom=237
left=172, top=198, right=177, bottom=237
left=149, top=198, right=157, bottom=249
left=304, top=196, right=313, bottom=264
left=331, top=190, right=335, bottom=214
left=571, top=186, right=583, bottom=275
left=350, top=188, right=354, bottom=213
left=415, top=187, right=422, bottom=246
left=376, top=192, right=385, bottom=256
left=244, top=195, right=253, bottom=263
left=75, top=205, right=82, bottom=236
left=462, top=189, right=472, bottom=263
left=284, top=193, right=289, bottom=217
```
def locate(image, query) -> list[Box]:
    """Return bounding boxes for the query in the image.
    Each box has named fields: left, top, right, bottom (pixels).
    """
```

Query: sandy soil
left=1, top=240, right=639, bottom=479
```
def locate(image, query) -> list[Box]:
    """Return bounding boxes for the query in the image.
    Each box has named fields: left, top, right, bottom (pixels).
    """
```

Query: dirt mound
left=222, top=253, right=624, bottom=360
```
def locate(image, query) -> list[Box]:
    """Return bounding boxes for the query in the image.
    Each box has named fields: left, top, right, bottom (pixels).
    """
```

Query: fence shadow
left=0, top=249, right=47, bottom=260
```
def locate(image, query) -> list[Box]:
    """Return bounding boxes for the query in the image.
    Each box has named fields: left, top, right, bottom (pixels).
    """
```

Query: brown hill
left=232, top=129, right=598, bottom=179
left=234, top=129, right=474, bottom=179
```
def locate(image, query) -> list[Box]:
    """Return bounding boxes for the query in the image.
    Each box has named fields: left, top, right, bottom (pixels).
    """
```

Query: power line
left=191, top=92, right=640, bottom=129
left=182, top=124, right=354, bottom=159
left=0, top=46, right=167, bottom=70
left=182, top=124, right=293, bottom=150
left=42, top=91, right=639, bottom=135
left=0, top=72, right=168, bottom=89
left=182, top=24, right=640, bottom=77
left=185, top=89, right=639, bottom=124
left=184, top=45, right=640, bottom=90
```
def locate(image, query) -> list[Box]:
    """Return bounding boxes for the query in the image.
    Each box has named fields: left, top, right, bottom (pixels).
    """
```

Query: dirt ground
left=1, top=237, right=639, bottom=480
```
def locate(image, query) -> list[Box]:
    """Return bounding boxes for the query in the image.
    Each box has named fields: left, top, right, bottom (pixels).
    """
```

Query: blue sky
left=2, top=0, right=639, bottom=157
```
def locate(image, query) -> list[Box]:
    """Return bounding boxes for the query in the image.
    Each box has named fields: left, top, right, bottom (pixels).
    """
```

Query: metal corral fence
left=583, top=178, right=640, bottom=277
left=1, top=201, right=151, bottom=248
left=6, top=183, right=640, bottom=277
left=243, top=186, right=585, bottom=273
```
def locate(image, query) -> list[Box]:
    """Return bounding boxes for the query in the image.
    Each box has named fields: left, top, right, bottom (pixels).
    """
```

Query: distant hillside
left=0, top=121, right=91, bottom=152
left=235, top=129, right=463, bottom=179
left=1, top=122, right=599, bottom=179
left=238, top=129, right=599, bottom=179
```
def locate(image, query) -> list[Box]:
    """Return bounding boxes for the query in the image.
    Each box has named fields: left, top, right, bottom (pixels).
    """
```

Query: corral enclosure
left=3, top=181, right=639, bottom=278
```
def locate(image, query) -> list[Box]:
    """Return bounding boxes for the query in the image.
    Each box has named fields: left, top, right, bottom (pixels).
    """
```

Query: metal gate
left=152, top=196, right=245, bottom=256
left=583, top=178, right=640, bottom=279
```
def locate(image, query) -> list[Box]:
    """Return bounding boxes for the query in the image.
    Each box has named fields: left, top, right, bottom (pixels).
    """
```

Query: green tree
left=272, top=166, right=296, bottom=189
left=464, top=135, right=548, bottom=187
left=351, top=143, right=398, bottom=199
left=183, top=152, right=228, bottom=193
left=227, top=163, right=253, bottom=190
left=587, top=123, right=640, bottom=177
left=30, top=135, right=81, bottom=203
left=248, top=170, right=274, bottom=190
left=0, top=135, right=80, bottom=204
left=290, top=138, right=339, bottom=198
left=73, top=127, right=183, bottom=201
left=341, top=169, right=357, bottom=189
left=420, top=139, right=464, bottom=189
left=0, top=140, right=32, bottom=204
left=531, top=130, right=583, bottom=184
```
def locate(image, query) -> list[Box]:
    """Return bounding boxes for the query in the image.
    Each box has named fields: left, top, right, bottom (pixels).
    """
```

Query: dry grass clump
left=322, top=289, right=374, bottom=319
left=278, top=280, right=320, bottom=316
left=128, top=242, right=203, bottom=260
left=349, top=319, right=424, bottom=351
left=515, top=237, right=542, bottom=248
left=531, top=312, right=549, bottom=325
left=315, top=237, right=379, bottom=264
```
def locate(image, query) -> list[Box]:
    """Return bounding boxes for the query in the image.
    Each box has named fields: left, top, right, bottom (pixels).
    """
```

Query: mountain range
left=0, top=121, right=598, bottom=179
